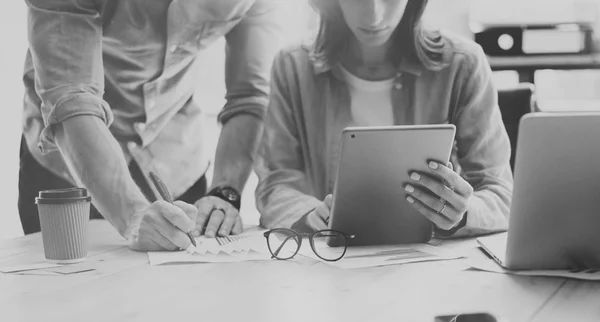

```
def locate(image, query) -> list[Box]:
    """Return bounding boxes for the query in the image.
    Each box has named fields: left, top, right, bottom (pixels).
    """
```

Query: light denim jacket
left=22, top=0, right=283, bottom=198
left=255, top=31, right=513, bottom=237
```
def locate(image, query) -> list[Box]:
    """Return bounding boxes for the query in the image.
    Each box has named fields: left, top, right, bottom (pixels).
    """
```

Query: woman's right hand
left=291, top=194, right=333, bottom=232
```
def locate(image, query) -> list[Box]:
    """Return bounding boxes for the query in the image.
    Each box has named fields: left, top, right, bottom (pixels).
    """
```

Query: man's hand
left=127, top=200, right=197, bottom=251
left=194, top=196, right=243, bottom=238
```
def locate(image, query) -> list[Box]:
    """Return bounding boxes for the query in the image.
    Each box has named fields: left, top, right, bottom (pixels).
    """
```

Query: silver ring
left=437, top=198, right=446, bottom=215
left=211, top=207, right=226, bottom=215
left=437, top=203, right=446, bottom=215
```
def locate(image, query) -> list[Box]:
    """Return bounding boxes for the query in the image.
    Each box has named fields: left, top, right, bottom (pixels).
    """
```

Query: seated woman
left=255, top=0, right=513, bottom=237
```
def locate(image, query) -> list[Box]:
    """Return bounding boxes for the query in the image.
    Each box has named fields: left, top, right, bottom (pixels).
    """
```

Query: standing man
left=19, top=0, right=283, bottom=251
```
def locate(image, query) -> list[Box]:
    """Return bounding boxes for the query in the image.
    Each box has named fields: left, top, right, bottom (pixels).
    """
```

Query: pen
left=148, top=171, right=197, bottom=250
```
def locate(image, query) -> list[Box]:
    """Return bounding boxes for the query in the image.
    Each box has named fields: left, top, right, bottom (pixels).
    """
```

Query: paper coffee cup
left=36, top=188, right=92, bottom=264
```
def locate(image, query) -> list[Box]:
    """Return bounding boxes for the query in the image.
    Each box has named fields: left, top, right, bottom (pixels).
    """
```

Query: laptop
left=479, top=112, right=600, bottom=270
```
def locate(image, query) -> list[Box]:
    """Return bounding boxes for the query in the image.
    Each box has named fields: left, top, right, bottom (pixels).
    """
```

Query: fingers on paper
left=218, top=207, right=240, bottom=237
left=232, top=216, right=243, bottom=235
left=205, top=207, right=226, bottom=238
left=194, top=197, right=215, bottom=234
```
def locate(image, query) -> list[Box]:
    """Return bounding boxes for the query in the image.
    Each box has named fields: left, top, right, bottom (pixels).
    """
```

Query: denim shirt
left=22, top=0, right=283, bottom=198
left=255, top=31, right=514, bottom=237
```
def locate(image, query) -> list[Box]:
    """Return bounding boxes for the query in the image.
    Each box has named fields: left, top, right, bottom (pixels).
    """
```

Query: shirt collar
left=308, top=44, right=424, bottom=77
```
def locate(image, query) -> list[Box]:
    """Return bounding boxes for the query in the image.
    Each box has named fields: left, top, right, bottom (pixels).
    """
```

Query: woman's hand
left=291, top=194, right=333, bottom=233
left=404, top=161, right=473, bottom=231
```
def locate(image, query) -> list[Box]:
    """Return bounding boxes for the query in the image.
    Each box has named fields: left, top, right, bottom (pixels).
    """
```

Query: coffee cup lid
left=38, top=187, right=88, bottom=199
left=36, top=187, right=91, bottom=204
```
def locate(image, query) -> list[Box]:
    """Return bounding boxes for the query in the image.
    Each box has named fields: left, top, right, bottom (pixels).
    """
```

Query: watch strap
left=206, top=186, right=241, bottom=210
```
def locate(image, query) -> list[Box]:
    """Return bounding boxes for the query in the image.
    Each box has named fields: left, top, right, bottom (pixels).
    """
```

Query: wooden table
left=1, top=220, right=599, bottom=322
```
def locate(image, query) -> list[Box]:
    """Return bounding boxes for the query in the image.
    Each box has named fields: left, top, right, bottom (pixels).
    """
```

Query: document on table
left=147, top=230, right=276, bottom=266
left=468, top=234, right=600, bottom=281
left=298, top=240, right=464, bottom=270
left=0, top=262, right=96, bottom=275
left=467, top=258, right=600, bottom=281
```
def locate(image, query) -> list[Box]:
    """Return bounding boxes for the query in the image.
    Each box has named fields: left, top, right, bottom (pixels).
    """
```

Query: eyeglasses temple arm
left=272, top=235, right=298, bottom=257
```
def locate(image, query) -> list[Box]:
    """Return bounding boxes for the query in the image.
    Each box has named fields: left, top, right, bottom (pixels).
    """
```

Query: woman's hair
left=309, top=0, right=448, bottom=71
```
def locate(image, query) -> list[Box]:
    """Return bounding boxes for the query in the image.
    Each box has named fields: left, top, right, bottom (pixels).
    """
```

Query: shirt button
left=394, top=83, right=403, bottom=89
left=127, top=142, right=138, bottom=151
left=134, top=122, right=146, bottom=132
left=146, top=99, right=156, bottom=109
left=169, top=45, right=178, bottom=53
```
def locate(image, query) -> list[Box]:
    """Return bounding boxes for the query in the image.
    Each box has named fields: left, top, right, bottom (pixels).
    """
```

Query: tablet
left=327, top=125, right=456, bottom=246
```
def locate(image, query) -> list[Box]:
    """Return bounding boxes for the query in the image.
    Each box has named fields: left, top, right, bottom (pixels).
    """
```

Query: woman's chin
left=355, top=33, right=393, bottom=49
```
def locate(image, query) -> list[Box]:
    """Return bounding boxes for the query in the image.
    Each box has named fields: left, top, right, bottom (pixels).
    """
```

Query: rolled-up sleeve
left=450, top=45, right=514, bottom=237
left=218, top=0, right=284, bottom=124
left=255, top=52, right=322, bottom=229
left=26, top=0, right=112, bottom=154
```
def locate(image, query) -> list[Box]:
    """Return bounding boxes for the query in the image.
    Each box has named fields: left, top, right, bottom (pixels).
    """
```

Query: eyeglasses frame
left=263, top=228, right=355, bottom=262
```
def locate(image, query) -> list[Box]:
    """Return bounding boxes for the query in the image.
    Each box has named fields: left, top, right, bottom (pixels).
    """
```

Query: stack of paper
left=147, top=231, right=275, bottom=266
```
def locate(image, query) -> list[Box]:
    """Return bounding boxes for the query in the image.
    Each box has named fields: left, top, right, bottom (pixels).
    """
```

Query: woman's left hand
left=404, top=161, right=474, bottom=231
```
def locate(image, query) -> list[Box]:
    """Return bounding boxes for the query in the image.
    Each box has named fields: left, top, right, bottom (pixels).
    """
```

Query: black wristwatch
left=206, top=186, right=241, bottom=210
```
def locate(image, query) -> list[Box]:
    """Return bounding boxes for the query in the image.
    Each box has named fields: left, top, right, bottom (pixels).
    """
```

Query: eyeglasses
left=263, top=228, right=355, bottom=262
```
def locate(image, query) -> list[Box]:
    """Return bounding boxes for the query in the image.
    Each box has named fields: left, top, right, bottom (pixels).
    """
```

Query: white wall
left=0, top=3, right=27, bottom=239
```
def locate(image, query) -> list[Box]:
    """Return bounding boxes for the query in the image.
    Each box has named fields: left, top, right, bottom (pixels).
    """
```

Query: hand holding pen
left=149, top=172, right=198, bottom=252
left=125, top=172, right=199, bottom=252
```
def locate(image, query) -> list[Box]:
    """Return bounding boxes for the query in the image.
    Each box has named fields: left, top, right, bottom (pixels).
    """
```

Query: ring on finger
left=437, top=198, right=446, bottom=214
left=437, top=203, right=446, bottom=216
left=211, top=206, right=226, bottom=215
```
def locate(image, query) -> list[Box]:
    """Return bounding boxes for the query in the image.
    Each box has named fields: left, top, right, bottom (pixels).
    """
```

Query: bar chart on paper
left=300, top=241, right=465, bottom=270
left=147, top=230, right=274, bottom=266
left=345, top=249, right=436, bottom=262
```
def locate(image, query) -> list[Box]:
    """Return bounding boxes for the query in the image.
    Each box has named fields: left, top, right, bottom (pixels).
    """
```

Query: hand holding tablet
left=405, top=160, right=472, bottom=234
left=327, top=124, right=458, bottom=246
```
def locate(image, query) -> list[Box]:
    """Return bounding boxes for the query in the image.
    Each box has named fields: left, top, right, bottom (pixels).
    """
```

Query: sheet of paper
left=147, top=230, right=277, bottom=266
left=13, top=270, right=62, bottom=276
left=0, top=261, right=96, bottom=275
left=194, top=233, right=265, bottom=255
left=0, top=262, right=62, bottom=273
left=476, top=233, right=508, bottom=265
left=298, top=240, right=464, bottom=270
left=48, top=263, right=96, bottom=275
left=467, top=258, right=600, bottom=281
left=472, top=233, right=600, bottom=281
left=148, top=250, right=273, bottom=266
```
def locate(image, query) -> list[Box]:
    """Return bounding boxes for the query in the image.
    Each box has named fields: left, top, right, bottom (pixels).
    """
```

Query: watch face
left=221, top=187, right=239, bottom=201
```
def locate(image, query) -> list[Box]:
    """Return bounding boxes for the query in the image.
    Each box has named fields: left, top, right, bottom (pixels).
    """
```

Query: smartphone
left=434, top=313, right=500, bottom=322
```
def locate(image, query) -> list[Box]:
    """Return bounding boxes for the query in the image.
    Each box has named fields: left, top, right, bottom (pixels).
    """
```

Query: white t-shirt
left=340, top=66, right=395, bottom=127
